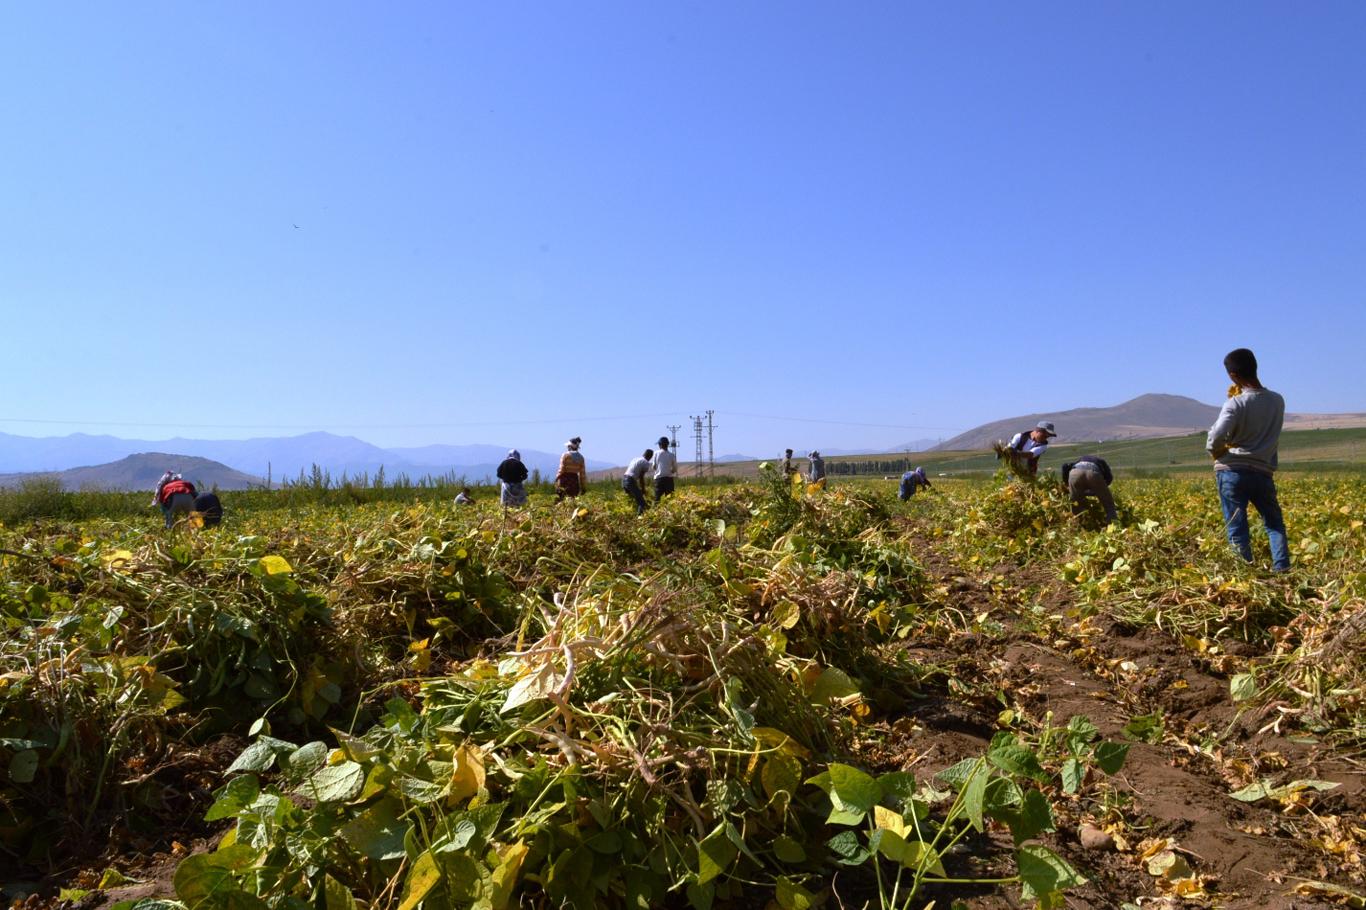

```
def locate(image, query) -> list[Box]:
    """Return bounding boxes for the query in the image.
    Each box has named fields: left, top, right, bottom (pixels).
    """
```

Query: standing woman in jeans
left=496, top=449, right=529, bottom=510
left=1206, top=348, right=1290, bottom=571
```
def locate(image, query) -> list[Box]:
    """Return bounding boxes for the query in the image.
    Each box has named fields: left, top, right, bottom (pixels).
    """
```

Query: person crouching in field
left=152, top=470, right=197, bottom=528
left=1062, top=456, right=1116, bottom=525
left=654, top=436, right=677, bottom=501
left=193, top=489, right=223, bottom=527
left=623, top=449, right=653, bottom=515
left=898, top=467, right=932, bottom=500
left=455, top=486, right=475, bottom=505
left=556, top=437, right=587, bottom=500
left=1207, top=348, right=1290, bottom=572
left=497, top=450, right=529, bottom=509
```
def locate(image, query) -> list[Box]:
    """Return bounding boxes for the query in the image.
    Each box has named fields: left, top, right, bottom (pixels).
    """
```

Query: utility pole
left=705, top=410, right=716, bottom=478
left=691, top=416, right=706, bottom=478
left=666, top=424, right=682, bottom=454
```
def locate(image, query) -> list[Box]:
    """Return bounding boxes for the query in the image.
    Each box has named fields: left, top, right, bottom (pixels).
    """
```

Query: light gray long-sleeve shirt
left=1206, top=388, right=1285, bottom=474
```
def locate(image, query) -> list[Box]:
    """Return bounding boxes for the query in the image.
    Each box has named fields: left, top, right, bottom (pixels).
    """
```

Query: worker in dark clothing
left=192, top=491, right=223, bottom=527
left=1062, top=456, right=1116, bottom=525
left=898, top=467, right=933, bottom=501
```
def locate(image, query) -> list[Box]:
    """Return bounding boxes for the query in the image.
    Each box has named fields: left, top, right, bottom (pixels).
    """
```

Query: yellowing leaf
left=873, top=805, right=907, bottom=837
left=259, top=555, right=293, bottom=575
left=489, top=841, right=528, bottom=910
left=397, top=851, right=441, bottom=910
left=102, top=549, right=134, bottom=569
left=450, top=743, right=486, bottom=803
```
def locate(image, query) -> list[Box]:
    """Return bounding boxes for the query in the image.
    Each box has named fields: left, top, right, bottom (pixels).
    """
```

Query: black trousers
left=654, top=476, right=675, bottom=501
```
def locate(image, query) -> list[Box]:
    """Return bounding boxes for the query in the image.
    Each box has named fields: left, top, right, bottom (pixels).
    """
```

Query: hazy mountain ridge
left=0, top=432, right=612, bottom=482
left=0, top=454, right=262, bottom=493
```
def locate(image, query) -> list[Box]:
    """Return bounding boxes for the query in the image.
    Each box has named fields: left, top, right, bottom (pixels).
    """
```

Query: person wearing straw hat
left=555, top=437, right=588, bottom=501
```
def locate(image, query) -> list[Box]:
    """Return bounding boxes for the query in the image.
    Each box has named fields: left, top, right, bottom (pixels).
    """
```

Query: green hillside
left=708, top=427, right=1366, bottom=479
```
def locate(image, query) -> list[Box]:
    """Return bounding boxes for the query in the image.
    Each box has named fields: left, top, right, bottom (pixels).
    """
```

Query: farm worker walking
left=780, top=449, right=795, bottom=479
left=1006, top=422, right=1057, bottom=476
left=555, top=437, right=588, bottom=500
left=152, top=470, right=196, bottom=528
left=806, top=451, right=826, bottom=490
left=497, top=450, right=529, bottom=509
left=898, top=467, right=932, bottom=501
left=653, top=436, right=678, bottom=501
left=1207, top=348, right=1290, bottom=571
left=455, top=487, right=475, bottom=505
left=1062, top=456, right=1116, bottom=524
left=192, top=490, right=223, bottom=527
left=622, top=449, right=653, bottom=515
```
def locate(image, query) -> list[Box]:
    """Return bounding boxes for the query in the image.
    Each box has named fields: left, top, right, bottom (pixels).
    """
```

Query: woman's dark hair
left=1224, top=348, right=1258, bottom=378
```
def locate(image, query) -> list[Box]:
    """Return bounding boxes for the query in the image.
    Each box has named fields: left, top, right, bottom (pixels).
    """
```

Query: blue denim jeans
left=1215, top=469, right=1290, bottom=571
left=622, top=477, right=647, bottom=514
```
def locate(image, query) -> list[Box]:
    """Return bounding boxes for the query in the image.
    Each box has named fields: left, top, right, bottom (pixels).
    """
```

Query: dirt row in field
left=861, top=529, right=1365, bottom=909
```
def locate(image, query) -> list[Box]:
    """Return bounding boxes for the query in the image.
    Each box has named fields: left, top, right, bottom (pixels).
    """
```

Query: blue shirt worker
left=1206, top=347, right=1289, bottom=571
left=898, top=467, right=932, bottom=501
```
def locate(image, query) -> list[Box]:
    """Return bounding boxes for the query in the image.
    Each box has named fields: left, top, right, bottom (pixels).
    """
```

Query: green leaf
left=286, top=741, right=329, bottom=774
left=696, top=828, right=738, bottom=885
left=205, top=775, right=260, bottom=822
left=324, top=876, right=358, bottom=910
left=8, top=749, right=38, bottom=784
left=827, top=763, right=880, bottom=815
left=1017, top=844, right=1086, bottom=901
left=1012, top=789, right=1055, bottom=846
left=1092, top=741, right=1130, bottom=775
left=875, top=830, right=945, bottom=874
left=340, top=797, right=410, bottom=860
left=961, top=762, right=987, bottom=832
left=1229, top=672, right=1257, bottom=703
left=773, top=835, right=806, bottom=864
left=809, top=667, right=860, bottom=704
left=1061, top=758, right=1084, bottom=796
left=762, top=753, right=802, bottom=802
left=774, top=876, right=818, bottom=910
left=1230, top=778, right=1340, bottom=803
left=987, top=740, right=1047, bottom=782
left=876, top=771, right=918, bottom=806
left=224, top=739, right=290, bottom=775
left=825, top=830, right=869, bottom=866
left=300, top=762, right=364, bottom=804
left=935, top=757, right=978, bottom=789
left=1065, top=716, right=1099, bottom=749
left=173, top=855, right=231, bottom=904
left=685, top=882, right=714, bottom=910
left=1122, top=712, right=1164, bottom=744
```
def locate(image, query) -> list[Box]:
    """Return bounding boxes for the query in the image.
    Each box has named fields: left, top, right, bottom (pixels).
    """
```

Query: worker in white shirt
left=653, top=436, right=678, bottom=501
left=1005, top=421, right=1057, bottom=476
left=622, top=449, right=653, bottom=515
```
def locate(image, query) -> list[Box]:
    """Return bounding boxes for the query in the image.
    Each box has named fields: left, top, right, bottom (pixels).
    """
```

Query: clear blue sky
left=2, top=2, right=1363, bottom=460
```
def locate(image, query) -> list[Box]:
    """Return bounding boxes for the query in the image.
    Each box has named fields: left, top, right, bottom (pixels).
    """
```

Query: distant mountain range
left=0, top=431, right=613, bottom=485
left=0, top=453, right=262, bottom=492
left=932, top=393, right=1366, bottom=451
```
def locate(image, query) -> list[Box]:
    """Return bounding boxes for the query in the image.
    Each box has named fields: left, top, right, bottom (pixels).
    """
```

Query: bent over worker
left=1062, top=456, right=1116, bottom=525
